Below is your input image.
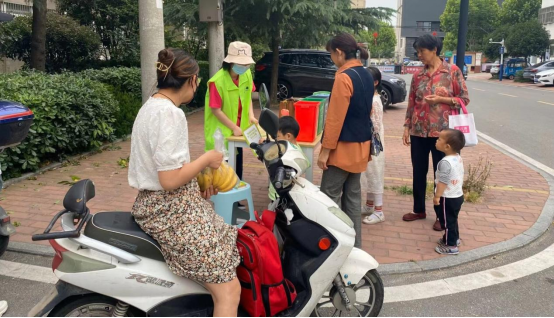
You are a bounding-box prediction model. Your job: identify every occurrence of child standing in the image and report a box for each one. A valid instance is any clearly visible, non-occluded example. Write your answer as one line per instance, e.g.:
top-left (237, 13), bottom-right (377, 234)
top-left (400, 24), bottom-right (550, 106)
top-left (433, 129), bottom-right (466, 255)
top-left (363, 67), bottom-right (386, 225)
top-left (268, 116), bottom-right (310, 201)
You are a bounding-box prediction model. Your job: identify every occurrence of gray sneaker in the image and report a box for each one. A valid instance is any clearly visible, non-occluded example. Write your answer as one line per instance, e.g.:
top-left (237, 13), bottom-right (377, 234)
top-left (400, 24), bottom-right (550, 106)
top-left (435, 245), bottom-right (459, 255)
top-left (438, 238), bottom-right (461, 247)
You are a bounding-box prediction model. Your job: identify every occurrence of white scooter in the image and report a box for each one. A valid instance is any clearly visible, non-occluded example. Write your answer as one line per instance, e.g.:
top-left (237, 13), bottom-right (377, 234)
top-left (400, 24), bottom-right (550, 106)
top-left (29, 109), bottom-right (384, 317)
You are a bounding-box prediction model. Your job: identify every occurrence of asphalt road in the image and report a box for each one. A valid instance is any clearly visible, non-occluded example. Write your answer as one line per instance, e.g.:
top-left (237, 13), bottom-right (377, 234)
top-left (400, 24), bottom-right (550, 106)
top-left (396, 74), bottom-right (554, 170)
top-left (1, 225), bottom-right (553, 317)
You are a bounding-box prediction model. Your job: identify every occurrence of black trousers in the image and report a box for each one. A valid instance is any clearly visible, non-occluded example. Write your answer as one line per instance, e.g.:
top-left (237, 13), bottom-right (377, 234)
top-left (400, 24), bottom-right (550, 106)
top-left (434, 196), bottom-right (464, 246)
top-left (410, 135), bottom-right (445, 216)
top-left (236, 148), bottom-right (243, 180)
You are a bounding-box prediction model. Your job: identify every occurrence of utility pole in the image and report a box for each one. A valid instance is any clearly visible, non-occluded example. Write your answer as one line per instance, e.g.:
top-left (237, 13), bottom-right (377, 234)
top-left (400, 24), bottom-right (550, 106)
top-left (208, 22), bottom-right (225, 77)
top-left (200, 0), bottom-right (225, 77)
top-left (489, 38), bottom-right (505, 82)
top-left (139, 0), bottom-right (165, 103)
top-left (456, 0), bottom-right (469, 74)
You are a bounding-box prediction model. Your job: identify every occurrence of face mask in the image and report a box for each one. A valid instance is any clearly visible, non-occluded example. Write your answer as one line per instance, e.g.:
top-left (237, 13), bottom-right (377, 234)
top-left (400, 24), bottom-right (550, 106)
top-left (184, 77), bottom-right (199, 105)
top-left (232, 64), bottom-right (249, 75)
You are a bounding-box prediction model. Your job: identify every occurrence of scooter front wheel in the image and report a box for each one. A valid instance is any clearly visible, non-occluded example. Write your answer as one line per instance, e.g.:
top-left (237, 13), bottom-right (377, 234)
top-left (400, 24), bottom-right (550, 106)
top-left (0, 235), bottom-right (8, 257)
top-left (312, 269), bottom-right (384, 317)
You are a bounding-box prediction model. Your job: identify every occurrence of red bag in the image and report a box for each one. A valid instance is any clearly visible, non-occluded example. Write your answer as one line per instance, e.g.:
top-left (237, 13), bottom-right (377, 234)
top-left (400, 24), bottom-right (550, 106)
top-left (236, 210), bottom-right (297, 317)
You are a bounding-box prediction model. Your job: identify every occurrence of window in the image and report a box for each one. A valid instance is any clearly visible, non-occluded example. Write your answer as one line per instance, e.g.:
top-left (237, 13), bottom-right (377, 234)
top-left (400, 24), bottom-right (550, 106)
top-left (291, 54), bottom-right (320, 68)
top-left (318, 55), bottom-right (336, 69)
top-left (416, 21), bottom-right (431, 32)
top-left (5, 2), bottom-right (32, 16)
top-left (539, 6), bottom-right (554, 25)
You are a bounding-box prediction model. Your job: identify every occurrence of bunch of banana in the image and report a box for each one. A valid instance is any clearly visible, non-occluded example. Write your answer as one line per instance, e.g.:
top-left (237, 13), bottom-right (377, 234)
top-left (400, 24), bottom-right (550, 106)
top-left (212, 162), bottom-right (239, 193)
top-left (196, 168), bottom-right (213, 192)
top-left (196, 163), bottom-right (238, 193)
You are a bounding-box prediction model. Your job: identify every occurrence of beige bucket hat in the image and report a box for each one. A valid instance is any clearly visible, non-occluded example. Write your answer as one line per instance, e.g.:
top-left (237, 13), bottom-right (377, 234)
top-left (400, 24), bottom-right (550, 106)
top-left (223, 41), bottom-right (255, 65)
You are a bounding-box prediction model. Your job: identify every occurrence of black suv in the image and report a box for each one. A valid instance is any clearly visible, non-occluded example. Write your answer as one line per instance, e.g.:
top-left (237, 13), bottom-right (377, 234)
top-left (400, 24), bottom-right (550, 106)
top-left (254, 49), bottom-right (407, 108)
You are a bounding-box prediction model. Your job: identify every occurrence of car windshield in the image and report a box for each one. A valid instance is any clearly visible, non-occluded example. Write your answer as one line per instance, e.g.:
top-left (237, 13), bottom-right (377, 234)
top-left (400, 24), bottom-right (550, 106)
top-left (532, 61), bottom-right (548, 68)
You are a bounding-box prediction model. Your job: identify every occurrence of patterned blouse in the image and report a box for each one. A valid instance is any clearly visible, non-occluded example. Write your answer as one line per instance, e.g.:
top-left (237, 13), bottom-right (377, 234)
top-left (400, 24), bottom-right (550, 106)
top-left (404, 59), bottom-right (470, 138)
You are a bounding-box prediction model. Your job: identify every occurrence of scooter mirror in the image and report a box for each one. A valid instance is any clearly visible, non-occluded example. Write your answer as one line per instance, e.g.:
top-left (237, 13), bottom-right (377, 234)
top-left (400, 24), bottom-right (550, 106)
top-left (259, 109), bottom-right (279, 140)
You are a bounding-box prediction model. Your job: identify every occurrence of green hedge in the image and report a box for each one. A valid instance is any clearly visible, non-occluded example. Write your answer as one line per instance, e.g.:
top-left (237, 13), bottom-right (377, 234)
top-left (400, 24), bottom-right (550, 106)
top-left (193, 61), bottom-right (210, 107)
top-left (79, 67), bottom-right (142, 136)
top-left (0, 71), bottom-right (118, 179)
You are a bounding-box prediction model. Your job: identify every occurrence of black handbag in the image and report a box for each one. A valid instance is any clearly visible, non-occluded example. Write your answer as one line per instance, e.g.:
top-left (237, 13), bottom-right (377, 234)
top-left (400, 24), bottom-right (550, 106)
top-left (371, 128), bottom-right (383, 156)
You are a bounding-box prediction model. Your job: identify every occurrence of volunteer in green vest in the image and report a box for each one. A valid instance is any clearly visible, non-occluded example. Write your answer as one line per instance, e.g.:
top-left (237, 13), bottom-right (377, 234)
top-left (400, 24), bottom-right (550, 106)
top-left (205, 41), bottom-right (258, 181)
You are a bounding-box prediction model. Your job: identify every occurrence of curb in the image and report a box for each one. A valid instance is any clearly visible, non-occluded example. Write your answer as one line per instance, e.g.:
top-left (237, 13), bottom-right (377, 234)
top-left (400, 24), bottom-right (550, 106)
top-left (7, 241), bottom-right (54, 257)
top-left (379, 131), bottom-right (554, 275)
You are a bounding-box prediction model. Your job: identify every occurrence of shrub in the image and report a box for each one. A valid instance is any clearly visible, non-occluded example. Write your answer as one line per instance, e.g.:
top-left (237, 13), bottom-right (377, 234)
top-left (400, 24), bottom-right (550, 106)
top-left (79, 67), bottom-right (141, 97)
top-left (463, 156), bottom-right (493, 202)
top-left (0, 13), bottom-right (102, 73)
top-left (79, 67), bottom-right (142, 137)
top-left (0, 71), bottom-right (117, 179)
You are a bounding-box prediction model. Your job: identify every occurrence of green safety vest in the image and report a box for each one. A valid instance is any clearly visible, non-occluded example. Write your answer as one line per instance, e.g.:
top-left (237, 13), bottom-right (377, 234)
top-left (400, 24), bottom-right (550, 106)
top-left (204, 68), bottom-right (253, 151)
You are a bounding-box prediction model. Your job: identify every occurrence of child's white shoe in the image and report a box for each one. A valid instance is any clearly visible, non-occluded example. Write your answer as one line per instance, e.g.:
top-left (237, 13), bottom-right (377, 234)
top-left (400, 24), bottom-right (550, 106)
top-left (362, 205), bottom-right (374, 216)
top-left (363, 212), bottom-right (384, 224)
top-left (0, 300), bottom-right (8, 317)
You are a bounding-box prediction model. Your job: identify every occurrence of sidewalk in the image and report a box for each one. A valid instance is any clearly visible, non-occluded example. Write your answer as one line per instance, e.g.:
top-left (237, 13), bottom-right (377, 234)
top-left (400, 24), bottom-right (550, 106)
top-left (468, 72), bottom-right (554, 90)
top-left (1, 104), bottom-right (551, 266)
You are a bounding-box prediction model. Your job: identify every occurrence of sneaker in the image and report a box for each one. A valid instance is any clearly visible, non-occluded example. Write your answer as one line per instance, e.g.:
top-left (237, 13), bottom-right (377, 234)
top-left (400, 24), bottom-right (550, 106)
top-left (237, 202), bottom-right (246, 210)
top-left (435, 245), bottom-right (459, 255)
top-left (362, 205), bottom-right (374, 216)
top-left (0, 300), bottom-right (8, 317)
top-left (363, 213), bottom-right (384, 225)
top-left (438, 238), bottom-right (461, 247)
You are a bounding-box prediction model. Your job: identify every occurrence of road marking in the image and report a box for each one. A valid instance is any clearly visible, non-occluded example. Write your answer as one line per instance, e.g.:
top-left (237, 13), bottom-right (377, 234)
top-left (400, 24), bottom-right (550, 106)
top-left (538, 101), bottom-right (554, 106)
top-left (384, 242), bottom-right (554, 303)
top-left (0, 260), bottom-right (57, 284)
top-left (498, 93), bottom-right (517, 97)
top-left (2, 243), bottom-right (554, 304)
top-left (472, 88), bottom-right (486, 91)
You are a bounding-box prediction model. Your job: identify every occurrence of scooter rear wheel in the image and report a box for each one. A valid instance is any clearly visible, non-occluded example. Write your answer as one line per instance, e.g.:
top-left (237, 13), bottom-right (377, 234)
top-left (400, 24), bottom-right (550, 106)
top-left (0, 236), bottom-right (8, 257)
top-left (312, 269), bottom-right (384, 317)
top-left (49, 294), bottom-right (141, 317)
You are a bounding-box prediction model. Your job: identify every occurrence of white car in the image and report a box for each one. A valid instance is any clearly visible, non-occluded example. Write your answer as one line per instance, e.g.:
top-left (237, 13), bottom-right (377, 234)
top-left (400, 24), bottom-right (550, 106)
top-left (534, 69), bottom-right (554, 86)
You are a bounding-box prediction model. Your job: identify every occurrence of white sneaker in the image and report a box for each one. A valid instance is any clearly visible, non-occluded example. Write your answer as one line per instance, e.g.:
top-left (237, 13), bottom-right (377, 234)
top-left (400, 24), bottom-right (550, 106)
top-left (362, 205), bottom-right (374, 216)
top-left (0, 300), bottom-right (8, 317)
top-left (363, 213), bottom-right (385, 224)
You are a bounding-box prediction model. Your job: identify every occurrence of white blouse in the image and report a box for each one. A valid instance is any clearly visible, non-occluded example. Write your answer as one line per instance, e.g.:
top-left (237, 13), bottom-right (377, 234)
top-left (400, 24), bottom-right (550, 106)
top-left (128, 97), bottom-right (190, 191)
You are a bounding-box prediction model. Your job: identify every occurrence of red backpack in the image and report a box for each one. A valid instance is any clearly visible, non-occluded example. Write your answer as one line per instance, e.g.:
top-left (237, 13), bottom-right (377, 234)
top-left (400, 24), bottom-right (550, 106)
top-left (236, 210), bottom-right (297, 317)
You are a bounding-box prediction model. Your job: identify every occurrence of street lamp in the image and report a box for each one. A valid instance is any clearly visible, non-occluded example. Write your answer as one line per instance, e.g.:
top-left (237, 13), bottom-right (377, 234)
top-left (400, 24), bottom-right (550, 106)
top-left (489, 38), bottom-right (505, 82)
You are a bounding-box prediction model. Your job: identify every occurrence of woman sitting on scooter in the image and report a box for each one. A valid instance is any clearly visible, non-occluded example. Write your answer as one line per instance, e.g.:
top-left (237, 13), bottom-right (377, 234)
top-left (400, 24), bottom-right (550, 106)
top-left (128, 48), bottom-right (241, 317)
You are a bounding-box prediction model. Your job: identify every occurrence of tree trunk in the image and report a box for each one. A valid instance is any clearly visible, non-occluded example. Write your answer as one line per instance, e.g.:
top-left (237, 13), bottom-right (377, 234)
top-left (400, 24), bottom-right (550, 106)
top-left (30, 0), bottom-right (47, 71)
top-left (270, 11), bottom-right (281, 107)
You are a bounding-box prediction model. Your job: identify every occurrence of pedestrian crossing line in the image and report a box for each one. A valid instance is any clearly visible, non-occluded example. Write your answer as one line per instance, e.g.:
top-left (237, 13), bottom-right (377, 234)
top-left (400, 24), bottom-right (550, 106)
top-left (384, 242), bottom-right (554, 303)
top-left (538, 101), bottom-right (554, 106)
top-left (0, 260), bottom-right (57, 284)
top-left (498, 93), bottom-right (517, 97)
top-left (472, 88), bottom-right (486, 91)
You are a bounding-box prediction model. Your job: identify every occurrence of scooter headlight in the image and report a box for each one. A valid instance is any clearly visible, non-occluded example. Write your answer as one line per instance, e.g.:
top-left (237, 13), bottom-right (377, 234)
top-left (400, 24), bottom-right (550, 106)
top-left (328, 206), bottom-right (354, 228)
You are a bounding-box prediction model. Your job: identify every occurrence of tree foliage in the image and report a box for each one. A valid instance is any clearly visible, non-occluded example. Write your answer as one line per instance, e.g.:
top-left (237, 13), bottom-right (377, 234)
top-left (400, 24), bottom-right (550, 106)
top-left (0, 14), bottom-right (102, 73)
top-left (440, 0), bottom-right (500, 52)
top-left (357, 22), bottom-right (396, 60)
top-left (499, 0), bottom-right (542, 25)
top-left (505, 20), bottom-right (550, 59)
top-left (57, 0), bottom-right (140, 65)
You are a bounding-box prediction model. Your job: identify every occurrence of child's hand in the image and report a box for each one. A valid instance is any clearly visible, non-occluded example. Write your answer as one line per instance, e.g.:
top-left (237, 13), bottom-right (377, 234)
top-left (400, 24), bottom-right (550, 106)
top-left (433, 196), bottom-right (441, 206)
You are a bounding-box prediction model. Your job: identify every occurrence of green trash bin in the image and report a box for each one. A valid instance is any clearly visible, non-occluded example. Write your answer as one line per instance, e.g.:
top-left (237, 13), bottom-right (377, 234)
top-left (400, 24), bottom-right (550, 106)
top-left (302, 97), bottom-right (326, 135)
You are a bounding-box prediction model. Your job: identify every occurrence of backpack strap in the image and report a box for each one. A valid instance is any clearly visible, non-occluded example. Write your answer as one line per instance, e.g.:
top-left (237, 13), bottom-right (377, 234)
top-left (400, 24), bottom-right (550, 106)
top-left (255, 210), bottom-right (277, 230)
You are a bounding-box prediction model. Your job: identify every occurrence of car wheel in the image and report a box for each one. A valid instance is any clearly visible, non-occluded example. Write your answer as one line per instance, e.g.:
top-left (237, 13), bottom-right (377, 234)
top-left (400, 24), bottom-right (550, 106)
top-left (509, 74), bottom-right (515, 80)
top-left (277, 81), bottom-right (293, 100)
top-left (380, 86), bottom-right (392, 109)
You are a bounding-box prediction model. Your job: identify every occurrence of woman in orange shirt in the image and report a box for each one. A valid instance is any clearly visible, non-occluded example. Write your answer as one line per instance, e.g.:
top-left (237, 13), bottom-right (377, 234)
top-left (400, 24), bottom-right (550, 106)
top-left (317, 33), bottom-right (373, 248)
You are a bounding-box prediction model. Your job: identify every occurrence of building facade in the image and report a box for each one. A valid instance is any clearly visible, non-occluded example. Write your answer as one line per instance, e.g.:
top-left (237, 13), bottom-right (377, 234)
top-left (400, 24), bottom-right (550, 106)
top-left (351, 0), bottom-right (366, 9)
top-left (395, 0), bottom-right (505, 62)
top-left (540, 0), bottom-right (554, 60)
top-left (0, 0), bottom-right (56, 16)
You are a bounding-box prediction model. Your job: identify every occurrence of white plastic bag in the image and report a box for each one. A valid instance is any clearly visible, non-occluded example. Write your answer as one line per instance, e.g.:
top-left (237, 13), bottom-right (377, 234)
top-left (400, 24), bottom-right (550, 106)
top-left (213, 127), bottom-right (229, 160)
top-left (449, 99), bottom-right (478, 147)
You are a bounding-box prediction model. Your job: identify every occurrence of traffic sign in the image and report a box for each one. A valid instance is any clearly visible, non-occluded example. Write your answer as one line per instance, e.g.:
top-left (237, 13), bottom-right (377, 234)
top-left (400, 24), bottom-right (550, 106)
top-left (500, 47), bottom-right (504, 54)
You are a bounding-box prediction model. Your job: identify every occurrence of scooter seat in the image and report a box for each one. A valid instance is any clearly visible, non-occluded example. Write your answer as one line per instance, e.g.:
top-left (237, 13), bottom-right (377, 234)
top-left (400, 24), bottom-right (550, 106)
top-left (84, 212), bottom-right (165, 262)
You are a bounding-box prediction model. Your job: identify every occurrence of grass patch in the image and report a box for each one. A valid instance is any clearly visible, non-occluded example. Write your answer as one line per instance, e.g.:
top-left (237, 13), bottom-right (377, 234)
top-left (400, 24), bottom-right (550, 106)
top-left (391, 185), bottom-right (413, 195)
top-left (117, 156), bottom-right (130, 168)
top-left (463, 156), bottom-right (493, 203)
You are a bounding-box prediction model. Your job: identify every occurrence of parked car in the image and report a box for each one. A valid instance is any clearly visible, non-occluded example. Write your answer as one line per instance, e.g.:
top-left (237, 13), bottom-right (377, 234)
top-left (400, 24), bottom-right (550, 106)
top-left (523, 61), bottom-right (554, 79)
top-left (254, 49), bottom-right (407, 108)
top-left (463, 63), bottom-right (468, 80)
top-left (533, 69), bottom-right (554, 86)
